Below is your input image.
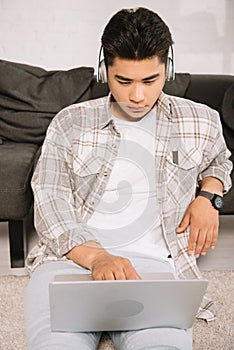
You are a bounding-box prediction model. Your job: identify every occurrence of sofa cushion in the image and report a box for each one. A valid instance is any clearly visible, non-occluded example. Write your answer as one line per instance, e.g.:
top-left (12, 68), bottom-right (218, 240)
top-left (0, 142), bottom-right (39, 219)
top-left (185, 75), bottom-right (234, 111)
top-left (163, 73), bottom-right (190, 97)
top-left (0, 60), bottom-right (94, 144)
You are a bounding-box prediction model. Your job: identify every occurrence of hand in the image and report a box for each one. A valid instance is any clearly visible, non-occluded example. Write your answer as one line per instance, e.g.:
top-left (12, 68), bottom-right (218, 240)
top-left (176, 196), bottom-right (219, 258)
top-left (66, 242), bottom-right (140, 280)
top-left (90, 251), bottom-right (141, 280)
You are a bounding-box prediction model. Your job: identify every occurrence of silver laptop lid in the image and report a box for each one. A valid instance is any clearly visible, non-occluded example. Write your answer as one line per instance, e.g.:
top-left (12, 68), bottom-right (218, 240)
top-left (49, 277), bottom-right (208, 332)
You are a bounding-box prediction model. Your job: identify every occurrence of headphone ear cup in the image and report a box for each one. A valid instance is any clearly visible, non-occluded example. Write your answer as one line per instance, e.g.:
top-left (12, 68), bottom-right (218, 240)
top-left (166, 46), bottom-right (175, 81)
top-left (98, 59), bottom-right (107, 83)
top-left (166, 56), bottom-right (174, 81)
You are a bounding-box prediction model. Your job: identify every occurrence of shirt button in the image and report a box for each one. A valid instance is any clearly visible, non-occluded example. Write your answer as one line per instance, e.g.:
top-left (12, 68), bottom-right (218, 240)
top-left (90, 201), bottom-right (95, 206)
top-left (103, 171), bottom-right (109, 176)
top-left (112, 144), bottom-right (116, 149)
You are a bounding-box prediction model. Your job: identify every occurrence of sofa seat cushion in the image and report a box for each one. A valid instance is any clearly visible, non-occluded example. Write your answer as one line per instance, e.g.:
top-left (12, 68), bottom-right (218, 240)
top-left (0, 60), bottom-right (94, 144)
top-left (0, 142), bottom-right (39, 219)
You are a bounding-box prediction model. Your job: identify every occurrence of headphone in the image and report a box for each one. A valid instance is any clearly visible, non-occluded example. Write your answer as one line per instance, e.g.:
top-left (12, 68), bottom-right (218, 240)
top-left (97, 44), bottom-right (175, 83)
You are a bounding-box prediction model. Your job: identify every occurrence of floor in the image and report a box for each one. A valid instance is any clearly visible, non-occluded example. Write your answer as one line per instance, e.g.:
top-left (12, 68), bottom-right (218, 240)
top-left (0, 215), bottom-right (234, 276)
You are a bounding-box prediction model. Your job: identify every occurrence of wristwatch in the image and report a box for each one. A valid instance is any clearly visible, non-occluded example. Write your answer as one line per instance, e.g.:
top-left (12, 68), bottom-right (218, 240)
top-left (198, 190), bottom-right (224, 210)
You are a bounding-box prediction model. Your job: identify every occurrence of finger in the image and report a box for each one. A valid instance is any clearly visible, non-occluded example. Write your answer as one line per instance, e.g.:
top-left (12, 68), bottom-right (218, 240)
top-left (92, 272), bottom-right (103, 280)
top-left (125, 271), bottom-right (141, 280)
top-left (111, 257), bottom-right (134, 280)
top-left (187, 227), bottom-right (199, 255)
top-left (123, 265), bottom-right (141, 280)
top-left (113, 268), bottom-right (128, 280)
top-left (194, 229), bottom-right (207, 258)
top-left (92, 270), bottom-right (115, 280)
top-left (200, 221), bottom-right (219, 255)
top-left (210, 224), bottom-right (219, 250)
top-left (176, 214), bottom-right (190, 233)
top-left (200, 230), bottom-right (213, 256)
top-left (103, 270), bottom-right (116, 280)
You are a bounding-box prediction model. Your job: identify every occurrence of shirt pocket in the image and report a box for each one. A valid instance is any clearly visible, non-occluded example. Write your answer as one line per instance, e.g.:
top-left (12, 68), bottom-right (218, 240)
top-left (72, 144), bottom-right (105, 176)
top-left (71, 146), bottom-right (105, 200)
top-left (166, 147), bottom-right (202, 170)
top-left (165, 148), bottom-right (202, 207)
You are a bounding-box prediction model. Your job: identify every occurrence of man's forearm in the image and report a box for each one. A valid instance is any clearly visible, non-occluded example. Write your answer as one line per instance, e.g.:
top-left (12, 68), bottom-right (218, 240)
top-left (66, 241), bottom-right (108, 270)
top-left (66, 241), bottom-right (141, 280)
top-left (199, 176), bottom-right (224, 195)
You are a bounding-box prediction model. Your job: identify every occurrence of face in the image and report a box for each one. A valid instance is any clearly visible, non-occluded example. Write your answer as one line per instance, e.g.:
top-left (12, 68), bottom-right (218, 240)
top-left (107, 56), bottom-right (166, 121)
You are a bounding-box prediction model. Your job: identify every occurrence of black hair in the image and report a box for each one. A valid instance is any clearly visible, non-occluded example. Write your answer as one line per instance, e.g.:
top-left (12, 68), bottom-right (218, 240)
top-left (101, 7), bottom-right (174, 67)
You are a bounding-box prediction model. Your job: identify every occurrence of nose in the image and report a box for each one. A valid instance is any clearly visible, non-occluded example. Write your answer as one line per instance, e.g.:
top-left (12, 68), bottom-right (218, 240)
top-left (129, 83), bottom-right (145, 103)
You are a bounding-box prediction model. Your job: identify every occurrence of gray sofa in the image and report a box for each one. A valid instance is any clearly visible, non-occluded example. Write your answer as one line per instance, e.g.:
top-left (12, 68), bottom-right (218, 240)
top-left (0, 59), bottom-right (233, 268)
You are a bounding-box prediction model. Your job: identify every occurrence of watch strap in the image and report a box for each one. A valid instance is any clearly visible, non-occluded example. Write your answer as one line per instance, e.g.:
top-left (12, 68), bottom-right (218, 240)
top-left (198, 190), bottom-right (214, 200)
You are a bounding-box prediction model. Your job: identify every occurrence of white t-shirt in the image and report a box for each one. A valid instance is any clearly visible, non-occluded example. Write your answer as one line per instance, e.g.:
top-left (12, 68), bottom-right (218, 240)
top-left (87, 107), bottom-right (170, 260)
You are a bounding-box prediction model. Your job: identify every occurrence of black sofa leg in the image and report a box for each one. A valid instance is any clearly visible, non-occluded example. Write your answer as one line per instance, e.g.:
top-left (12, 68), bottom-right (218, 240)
top-left (8, 220), bottom-right (25, 268)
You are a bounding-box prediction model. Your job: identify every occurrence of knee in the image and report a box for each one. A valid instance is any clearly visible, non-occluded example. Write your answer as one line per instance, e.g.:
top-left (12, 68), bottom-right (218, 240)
top-left (111, 327), bottom-right (193, 350)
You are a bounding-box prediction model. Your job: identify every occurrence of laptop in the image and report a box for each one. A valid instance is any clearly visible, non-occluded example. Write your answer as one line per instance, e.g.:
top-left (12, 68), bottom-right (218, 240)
top-left (49, 272), bottom-right (208, 332)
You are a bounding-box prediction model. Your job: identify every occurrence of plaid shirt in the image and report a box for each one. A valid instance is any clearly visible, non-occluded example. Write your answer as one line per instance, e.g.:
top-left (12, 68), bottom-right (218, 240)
top-left (26, 92), bottom-right (232, 321)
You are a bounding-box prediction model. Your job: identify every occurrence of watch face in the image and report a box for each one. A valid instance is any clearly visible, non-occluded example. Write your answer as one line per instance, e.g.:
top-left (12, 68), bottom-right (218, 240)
top-left (214, 196), bottom-right (224, 209)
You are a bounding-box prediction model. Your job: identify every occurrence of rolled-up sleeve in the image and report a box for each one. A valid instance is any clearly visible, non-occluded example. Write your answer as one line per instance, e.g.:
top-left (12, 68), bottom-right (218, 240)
top-left (197, 110), bottom-right (232, 193)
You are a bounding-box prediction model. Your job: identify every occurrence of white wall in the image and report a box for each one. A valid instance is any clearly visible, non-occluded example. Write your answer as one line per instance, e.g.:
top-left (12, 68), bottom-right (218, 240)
top-left (0, 0), bottom-right (233, 74)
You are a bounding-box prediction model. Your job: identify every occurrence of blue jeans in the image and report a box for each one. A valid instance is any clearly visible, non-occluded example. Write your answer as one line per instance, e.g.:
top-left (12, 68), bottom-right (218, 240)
top-left (24, 255), bottom-right (193, 350)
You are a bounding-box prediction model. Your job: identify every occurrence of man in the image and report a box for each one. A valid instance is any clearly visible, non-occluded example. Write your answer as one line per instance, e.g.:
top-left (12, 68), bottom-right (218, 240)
top-left (24, 7), bottom-right (232, 350)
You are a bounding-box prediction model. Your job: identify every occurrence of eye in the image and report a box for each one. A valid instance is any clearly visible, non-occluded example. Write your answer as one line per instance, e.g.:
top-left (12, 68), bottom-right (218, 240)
top-left (143, 80), bottom-right (156, 85)
top-left (117, 80), bottom-right (131, 85)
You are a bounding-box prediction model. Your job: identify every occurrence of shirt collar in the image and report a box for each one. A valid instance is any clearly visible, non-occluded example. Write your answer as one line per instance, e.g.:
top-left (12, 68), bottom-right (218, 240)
top-left (98, 93), bottom-right (114, 130)
top-left (156, 92), bottom-right (174, 120)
